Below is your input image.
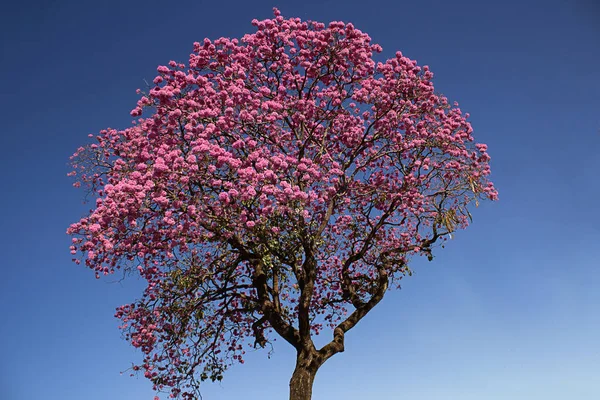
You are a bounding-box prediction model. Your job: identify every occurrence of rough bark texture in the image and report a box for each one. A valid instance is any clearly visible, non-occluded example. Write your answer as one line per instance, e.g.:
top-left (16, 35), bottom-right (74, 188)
top-left (289, 349), bottom-right (321, 400)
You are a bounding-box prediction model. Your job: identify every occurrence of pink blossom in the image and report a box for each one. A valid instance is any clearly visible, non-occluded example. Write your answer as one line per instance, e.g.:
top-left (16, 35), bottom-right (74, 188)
top-left (218, 192), bottom-right (229, 203)
top-left (67, 9), bottom-right (496, 399)
top-left (88, 224), bottom-right (101, 233)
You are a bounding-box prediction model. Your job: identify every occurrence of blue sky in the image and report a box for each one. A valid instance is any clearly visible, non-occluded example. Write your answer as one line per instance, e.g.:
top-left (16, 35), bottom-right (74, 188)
top-left (1, 0), bottom-right (599, 399)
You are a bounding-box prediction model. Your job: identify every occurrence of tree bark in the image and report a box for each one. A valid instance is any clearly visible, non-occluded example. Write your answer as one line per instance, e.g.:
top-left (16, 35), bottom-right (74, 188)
top-left (289, 349), bottom-right (320, 400)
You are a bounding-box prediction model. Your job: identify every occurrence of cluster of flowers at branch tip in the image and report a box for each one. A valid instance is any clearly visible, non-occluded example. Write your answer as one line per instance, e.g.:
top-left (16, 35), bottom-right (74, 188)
top-left (68, 8), bottom-right (496, 399)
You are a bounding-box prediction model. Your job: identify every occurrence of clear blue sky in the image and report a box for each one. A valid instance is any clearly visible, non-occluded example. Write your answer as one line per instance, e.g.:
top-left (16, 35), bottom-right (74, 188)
top-left (1, 0), bottom-right (599, 399)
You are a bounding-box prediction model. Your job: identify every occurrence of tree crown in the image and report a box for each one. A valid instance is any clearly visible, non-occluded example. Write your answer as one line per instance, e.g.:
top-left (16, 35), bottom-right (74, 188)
top-left (68, 8), bottom-right (497, 399)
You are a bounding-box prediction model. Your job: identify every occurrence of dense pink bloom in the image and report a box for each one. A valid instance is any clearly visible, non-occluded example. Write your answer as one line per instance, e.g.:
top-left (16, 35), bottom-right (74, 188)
top-left (68, 9), bottom-right (496, 399)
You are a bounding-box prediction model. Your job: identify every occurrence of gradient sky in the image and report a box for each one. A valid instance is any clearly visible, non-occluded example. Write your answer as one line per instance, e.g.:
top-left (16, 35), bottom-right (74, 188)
top-left (1, 0), bottom-right (599, 399)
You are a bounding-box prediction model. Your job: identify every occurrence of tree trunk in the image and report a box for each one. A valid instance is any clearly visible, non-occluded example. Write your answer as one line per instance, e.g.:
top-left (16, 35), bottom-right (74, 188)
top-left (289, 350), bottom-right (320, 400)
top-left (289, 365), bottom-right (316, 400)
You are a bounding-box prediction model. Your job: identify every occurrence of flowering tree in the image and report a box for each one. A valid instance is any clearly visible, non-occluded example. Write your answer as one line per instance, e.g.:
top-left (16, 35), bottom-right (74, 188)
top-left (68, 9), bottom-right (497, 400)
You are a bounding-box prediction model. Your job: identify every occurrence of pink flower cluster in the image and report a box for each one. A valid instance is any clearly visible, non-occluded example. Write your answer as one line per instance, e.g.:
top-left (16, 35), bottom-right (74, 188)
top-left (68, 8), bottom-right (497, 399)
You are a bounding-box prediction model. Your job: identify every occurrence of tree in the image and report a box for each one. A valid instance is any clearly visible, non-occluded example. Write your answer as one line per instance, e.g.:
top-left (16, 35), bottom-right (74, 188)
top-left (67, 8), bottom-right (497, 400)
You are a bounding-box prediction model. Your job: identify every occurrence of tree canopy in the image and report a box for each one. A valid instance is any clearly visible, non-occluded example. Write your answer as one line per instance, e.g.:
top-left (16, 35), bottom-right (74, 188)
top-left (68, 8), bottom-right (497, 400)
